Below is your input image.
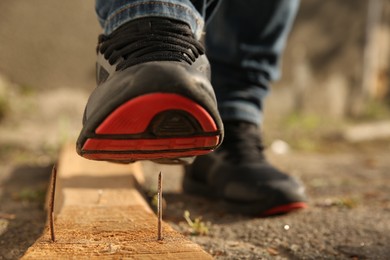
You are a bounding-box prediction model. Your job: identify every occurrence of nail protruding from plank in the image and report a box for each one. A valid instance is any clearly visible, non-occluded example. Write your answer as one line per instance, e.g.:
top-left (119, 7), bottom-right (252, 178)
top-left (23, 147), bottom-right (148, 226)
top-left (49, 164), bottom-right (57, 242)
top-left (157, 171), bottom-right (163, 241)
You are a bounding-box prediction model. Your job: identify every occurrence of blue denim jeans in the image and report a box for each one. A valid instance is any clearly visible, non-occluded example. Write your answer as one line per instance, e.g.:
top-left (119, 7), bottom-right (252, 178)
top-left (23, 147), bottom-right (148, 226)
top-left (95, 0), bottom-right (300, 126)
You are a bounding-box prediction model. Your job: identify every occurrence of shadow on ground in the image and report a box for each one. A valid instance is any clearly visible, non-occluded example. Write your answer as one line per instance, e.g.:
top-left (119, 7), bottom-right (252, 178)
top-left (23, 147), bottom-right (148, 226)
top-left (0, 164), bottom-right (52, 259)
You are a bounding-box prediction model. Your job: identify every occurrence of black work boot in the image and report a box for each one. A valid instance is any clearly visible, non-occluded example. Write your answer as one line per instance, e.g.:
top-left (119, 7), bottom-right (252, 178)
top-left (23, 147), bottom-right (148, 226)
top-left (183, 121), bottom-right (307, 216)
top-left (77, 18), bottom-right (223, 164)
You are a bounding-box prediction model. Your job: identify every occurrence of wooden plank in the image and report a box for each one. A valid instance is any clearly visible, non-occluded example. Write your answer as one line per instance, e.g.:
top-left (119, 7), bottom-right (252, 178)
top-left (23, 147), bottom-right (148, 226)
top-left (22, 144), bottom-right (212, 259)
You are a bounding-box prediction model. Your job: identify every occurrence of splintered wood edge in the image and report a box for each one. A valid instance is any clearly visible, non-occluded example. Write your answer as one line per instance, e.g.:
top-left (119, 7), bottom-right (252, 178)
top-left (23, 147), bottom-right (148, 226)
top-left (23, 143), bottom-right (212, 259)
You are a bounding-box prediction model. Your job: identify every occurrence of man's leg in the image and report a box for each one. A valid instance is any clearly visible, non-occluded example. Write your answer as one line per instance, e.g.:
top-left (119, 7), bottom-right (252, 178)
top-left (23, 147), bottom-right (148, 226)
top-left (207, 0), bottom-right (300, 124)
top-left (184, 0), bottom-right (307, 216)
top-left (95, 0), bottom-right (207, 38)
top-left (77, 0), bottom-right (224, 164)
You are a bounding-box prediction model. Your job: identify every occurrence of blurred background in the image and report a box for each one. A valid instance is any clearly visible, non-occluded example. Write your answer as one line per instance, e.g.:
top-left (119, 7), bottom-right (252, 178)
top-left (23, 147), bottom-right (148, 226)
top-left (0, 1), bottom-right (390, 259)
top-left (0, 0), bottom-right (389, 159)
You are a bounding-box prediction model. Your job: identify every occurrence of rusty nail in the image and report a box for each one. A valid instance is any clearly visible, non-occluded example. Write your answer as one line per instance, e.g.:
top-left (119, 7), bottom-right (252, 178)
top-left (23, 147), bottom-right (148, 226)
top-left (49, 164), bottom-right (57, 242)
top-left (157, 171), bottom-right (163, 241)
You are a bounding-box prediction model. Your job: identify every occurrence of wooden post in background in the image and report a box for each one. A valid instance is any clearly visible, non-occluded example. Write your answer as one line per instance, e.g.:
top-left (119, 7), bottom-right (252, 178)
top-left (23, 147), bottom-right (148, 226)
top-left (361, 0), bottom-right (389, 100)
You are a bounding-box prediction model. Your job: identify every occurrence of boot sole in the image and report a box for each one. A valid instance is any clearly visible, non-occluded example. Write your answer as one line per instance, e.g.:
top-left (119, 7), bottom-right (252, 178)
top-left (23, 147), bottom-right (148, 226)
top-left (183, 177), bottom-right (307, 216)
top-left (78, 93), bottom-right (222, 163)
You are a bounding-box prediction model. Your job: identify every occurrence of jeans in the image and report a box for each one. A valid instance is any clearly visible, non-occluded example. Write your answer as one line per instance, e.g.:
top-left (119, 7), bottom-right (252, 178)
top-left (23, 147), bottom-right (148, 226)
top-left (95, 0), bottom-right (300, 126)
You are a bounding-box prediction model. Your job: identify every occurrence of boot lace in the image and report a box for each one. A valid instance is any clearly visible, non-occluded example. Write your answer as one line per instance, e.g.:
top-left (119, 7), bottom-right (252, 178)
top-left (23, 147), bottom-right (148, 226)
top-left (98, 18), bottom-right (205, 71)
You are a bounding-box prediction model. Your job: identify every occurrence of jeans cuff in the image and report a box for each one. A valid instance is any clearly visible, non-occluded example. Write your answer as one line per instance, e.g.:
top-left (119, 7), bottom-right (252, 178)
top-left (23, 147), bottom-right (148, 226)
top-left (102, 0), bottom-right (204, 39)
top-left (218, 102), bottom-right (262, 126)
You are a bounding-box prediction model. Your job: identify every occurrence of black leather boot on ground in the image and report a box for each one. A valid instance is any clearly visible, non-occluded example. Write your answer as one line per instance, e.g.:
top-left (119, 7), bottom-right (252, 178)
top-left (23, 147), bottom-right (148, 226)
top-left (183, 121), bottom-right (307, 216)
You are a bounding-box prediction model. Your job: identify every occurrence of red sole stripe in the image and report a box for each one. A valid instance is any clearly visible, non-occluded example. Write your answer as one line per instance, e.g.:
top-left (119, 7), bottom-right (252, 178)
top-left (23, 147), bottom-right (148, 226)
top-left (262, 202), bottom-right (307, 216)
top-left (84, 150), bottom-right (210, 161)
top-left (83, 136), bottom-right (219, 151)
top-left (96, 93), bottom-right (217, 134)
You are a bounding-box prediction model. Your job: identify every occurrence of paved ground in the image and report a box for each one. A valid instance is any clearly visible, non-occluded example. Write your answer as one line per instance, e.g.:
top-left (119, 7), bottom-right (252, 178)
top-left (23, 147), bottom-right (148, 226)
top-left (142, 149), bottom-right (390, 259)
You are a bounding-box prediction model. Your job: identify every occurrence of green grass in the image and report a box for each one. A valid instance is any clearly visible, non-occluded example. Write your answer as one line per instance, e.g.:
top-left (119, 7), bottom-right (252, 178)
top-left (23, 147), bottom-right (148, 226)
top-left (276, 112), bottom-right (337, 152)
top-left (183, 210), bottom-right (210, 236)
top-left (13, 187), bottom-right (47, 205)
top-left (355, 100), bottom-right (390, 121)
top-left (284, 112), bottom-right (322, 131)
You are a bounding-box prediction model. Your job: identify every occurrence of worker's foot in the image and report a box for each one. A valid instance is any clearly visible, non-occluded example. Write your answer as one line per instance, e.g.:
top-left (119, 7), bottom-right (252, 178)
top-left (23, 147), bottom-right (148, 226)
top-left (183, 121), bottom-right (307, 216)
top-left (77, 17), bottom-right (223, 164)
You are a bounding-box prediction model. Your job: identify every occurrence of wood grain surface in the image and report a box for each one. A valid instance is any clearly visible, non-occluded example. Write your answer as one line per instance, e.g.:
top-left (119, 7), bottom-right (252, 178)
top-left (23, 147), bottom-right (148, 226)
top-left (22, 145), bottom-right (212, 259)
